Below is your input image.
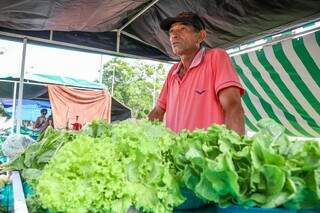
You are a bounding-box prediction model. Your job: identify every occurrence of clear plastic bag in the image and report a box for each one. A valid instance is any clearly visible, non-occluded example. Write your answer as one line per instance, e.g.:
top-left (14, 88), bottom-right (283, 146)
top-left (2, 134), bottom-right (35, 160)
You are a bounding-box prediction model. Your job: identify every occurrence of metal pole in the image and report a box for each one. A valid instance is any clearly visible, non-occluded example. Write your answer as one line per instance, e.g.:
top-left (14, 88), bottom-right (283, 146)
top-left (49, 30), bottom-right (53, 40)
top-left (228, 25), bottom-right (320, 57)
top-left (118, 0), bottom-right (160, 32)
top-left (11, 171), bottom-right (29, 213)
top-left (116, 30), bottom-right (121, 53)
top-left (116, 0), bottom-right (159, 53)
top-left (16, 37), bottom-right (27, 134)
top-left (99, 54), bottom-right (104, 83)
top-left (11, 82), bottom-right (17, 134)
top-left (0, 30), bottom-right (172, 63)
top-left (153, 71), bottom-right (157, 107)
top-left (111, 66), bottom-right (115, 96)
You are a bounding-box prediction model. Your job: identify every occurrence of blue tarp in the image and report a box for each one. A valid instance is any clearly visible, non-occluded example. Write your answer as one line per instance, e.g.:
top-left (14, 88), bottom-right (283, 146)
top-left (1, 98), bottom-right (51, 122)
top-left (1, 99), bottom-right (51, 108)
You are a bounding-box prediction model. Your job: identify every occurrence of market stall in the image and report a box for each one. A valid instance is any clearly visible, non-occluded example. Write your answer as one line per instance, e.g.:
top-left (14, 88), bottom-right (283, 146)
top-left (0, 73), bottom-right (132, 126)
top-left (0, 0), bottom-right (319, 137)
top-left (0, 1), bottom-right (319, 213)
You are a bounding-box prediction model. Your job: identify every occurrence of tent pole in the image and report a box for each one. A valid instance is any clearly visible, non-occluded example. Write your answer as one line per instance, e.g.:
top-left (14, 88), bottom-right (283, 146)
top-left (118, 0), bottom-right (160, 32)
top-left (116, 30), bottom-right (120, 52)
top-left (229, 25), bottom-right (320, 57)
top-left (111, 66), bottom-right (115, 96)
top-left (99, 55), bottom-right (104, 83)
top-left (152, 70), bottom-right (157, 107)
top-left (11, 82), bottom-right (17, 134)
top-left (50, 30), bottom-right (53, 40)
top-left (0, 31), bottom-right (171, 63)
top-left (0, 79), bottom-right (104, 91)
top-left (116, 0), bottom-right (160, 53)
top-left (16, 37), bottom-right (27, 134)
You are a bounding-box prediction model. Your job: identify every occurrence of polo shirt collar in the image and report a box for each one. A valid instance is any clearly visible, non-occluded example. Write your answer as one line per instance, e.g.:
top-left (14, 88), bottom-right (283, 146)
top-left (173, 47), bottom-right (206, 75)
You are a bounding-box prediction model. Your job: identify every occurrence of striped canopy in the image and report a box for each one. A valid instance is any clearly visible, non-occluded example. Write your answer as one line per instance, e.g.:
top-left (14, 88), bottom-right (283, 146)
top-left (232, 30), bottom-right (320, 137)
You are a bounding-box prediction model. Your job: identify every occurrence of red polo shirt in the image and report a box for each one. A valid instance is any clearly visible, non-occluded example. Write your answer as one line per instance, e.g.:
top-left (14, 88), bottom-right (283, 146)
top-left (157, 48), bottom-right (244, 133)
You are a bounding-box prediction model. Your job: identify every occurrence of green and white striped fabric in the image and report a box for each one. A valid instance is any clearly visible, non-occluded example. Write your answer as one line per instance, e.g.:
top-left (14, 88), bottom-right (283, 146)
top-left (231, 30), bottom-right (320, 137)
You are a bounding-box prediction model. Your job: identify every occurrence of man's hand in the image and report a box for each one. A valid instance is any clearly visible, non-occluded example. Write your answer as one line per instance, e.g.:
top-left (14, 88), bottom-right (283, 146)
top-left (219, 87), bottom-right (245, 135)
top-left (148, 106), bottom-right (165, 122)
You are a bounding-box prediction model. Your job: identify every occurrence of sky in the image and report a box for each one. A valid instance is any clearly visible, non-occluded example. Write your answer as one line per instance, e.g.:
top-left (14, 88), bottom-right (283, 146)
top-left (0, 38), bottom-right (172, 82)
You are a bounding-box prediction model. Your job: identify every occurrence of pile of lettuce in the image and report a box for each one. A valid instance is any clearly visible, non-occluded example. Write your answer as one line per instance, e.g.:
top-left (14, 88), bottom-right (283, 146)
top-left (173, 118), bottom-right (320, 209)
top-left (1, 127), bottom-right (76, 187)
top-left (36, 120), bottom-right (184, 213)
top-left (3, 118), bottom-right (319, 212)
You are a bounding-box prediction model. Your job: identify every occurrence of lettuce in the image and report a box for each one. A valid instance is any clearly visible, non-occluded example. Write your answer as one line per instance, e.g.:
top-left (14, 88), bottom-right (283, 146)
top-left (36, 120), bottom-right (184, 213)
top-left (174, 119), bottom-right (320, 209)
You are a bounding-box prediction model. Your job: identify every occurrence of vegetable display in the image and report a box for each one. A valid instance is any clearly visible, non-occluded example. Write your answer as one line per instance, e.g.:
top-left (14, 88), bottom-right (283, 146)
top-left (1, 127), bottom-right (76, 187)
top-left (36, 120), bottom-right (184, 213)
top-left (1, 119), bottom-right (319, 212)
top-left (172, 119), bottom-right (320, 209)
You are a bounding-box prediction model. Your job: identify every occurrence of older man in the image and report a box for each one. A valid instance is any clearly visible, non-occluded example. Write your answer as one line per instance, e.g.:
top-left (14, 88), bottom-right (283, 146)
top-left (148, 12), bottom-right (245, 135)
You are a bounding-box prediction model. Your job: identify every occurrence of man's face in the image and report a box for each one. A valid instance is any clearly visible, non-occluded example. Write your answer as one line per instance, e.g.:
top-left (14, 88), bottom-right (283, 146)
top-left (169, 22), bottom-right (202, 56)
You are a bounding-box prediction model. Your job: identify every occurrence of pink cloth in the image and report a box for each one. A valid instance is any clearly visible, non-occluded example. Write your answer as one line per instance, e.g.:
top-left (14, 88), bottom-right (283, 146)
top-left (48, 85), bottom-right (111, 129)
top-left (157, 48), bottom-right (244, 133)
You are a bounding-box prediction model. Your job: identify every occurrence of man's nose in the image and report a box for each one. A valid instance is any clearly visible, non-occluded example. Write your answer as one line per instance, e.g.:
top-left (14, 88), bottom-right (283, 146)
top-left (170, 32), bottom-right (179, 41)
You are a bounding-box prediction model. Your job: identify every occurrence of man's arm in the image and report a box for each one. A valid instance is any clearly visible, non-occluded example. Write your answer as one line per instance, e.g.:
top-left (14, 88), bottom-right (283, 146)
top-left (33, 117), bottom-right (42, 129)
top-left (218, 87), bottom-right (245, 135)
top-left (148, 106), bottom-right (165, 122)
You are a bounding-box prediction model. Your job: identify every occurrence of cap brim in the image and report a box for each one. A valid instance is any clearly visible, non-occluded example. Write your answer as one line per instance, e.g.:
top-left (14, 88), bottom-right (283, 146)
top-left (160, 17), bottom-right (193, 31)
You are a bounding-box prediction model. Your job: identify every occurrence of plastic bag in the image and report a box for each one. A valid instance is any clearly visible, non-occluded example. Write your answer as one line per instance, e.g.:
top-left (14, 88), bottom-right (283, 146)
top-left (1, 134), bottom-right (35, 160)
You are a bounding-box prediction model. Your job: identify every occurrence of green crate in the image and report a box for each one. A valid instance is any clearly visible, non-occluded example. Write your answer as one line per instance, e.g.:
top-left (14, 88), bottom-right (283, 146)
top-left (0, 183), bottom-right (13, 212)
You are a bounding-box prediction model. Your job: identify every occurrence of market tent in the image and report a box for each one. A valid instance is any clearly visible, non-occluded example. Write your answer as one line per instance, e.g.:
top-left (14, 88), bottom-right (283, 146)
top-left (0, 73), bottom-right (132, 122)
top-left (0, 99), bottom-right (51, 121)
top-left (233, 30), bottom-right (320, 137)
top-left (0, 1), bottom-right (319, 61)
top-left (0, 1), bottom-right (319, 137)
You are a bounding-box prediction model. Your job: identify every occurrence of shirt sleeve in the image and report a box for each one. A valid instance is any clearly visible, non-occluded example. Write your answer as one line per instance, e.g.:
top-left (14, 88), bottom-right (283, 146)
top-left (156, 78), bottom-right (168, 110)
top-left (156, 63), bottom-right (179, 111)
top-left (213, 48), bottom-right (245, 96)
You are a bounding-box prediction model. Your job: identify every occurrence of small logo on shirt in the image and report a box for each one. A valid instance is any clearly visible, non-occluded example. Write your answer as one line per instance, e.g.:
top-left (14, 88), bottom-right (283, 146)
top-left (195, 89), bottom-right (206, 95)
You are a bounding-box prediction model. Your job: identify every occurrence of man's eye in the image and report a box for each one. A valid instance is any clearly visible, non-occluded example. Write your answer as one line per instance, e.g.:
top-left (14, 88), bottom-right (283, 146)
top-left (180, 26), bottom-right (187, 31)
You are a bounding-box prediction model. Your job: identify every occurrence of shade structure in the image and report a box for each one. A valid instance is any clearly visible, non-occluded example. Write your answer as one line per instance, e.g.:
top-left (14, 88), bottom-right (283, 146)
top-left (232, 31), bottom-right (320, 137)
top-left (0, 0), bottom-right (319, 61)
top-left (0, 1), bottom-right (319, 136)
top-left (1, 99), bottom-right (51, 122)
top-left (0, 74), bottom-right (131, 122)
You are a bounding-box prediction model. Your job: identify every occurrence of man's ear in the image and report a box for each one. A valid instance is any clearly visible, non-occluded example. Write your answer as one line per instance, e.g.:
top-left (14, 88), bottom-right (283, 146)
top-left (198, 30), bottom-right (206, 44)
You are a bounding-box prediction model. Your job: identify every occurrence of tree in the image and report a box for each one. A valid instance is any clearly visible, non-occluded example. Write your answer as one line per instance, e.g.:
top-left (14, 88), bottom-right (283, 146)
top-left (0, 106), bottom-right (8, 117)
top-left (102, 58), bottom-right (167, 119)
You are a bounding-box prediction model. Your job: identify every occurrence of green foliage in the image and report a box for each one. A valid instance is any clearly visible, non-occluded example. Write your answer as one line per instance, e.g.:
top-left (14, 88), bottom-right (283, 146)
top-left (4, 118), bottom-right (319, 212)
top-left (36, 120), bottom-right (184, 213)
top-left (172, 119), bottom-right (320, 209)
top-left (1, 127), bottom-right (77, 187)
top-left (26, 194), bottom-right (47, 213)
top-left (102, 58), bottom-right (167, 118)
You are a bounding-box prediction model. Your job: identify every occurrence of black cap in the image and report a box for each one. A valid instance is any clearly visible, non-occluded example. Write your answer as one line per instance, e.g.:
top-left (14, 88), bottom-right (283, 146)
top-left (160, 12), bottom-right (205, 32)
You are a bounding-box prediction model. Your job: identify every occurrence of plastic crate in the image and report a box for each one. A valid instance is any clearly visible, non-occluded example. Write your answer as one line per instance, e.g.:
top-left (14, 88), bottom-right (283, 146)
top-left (216, 205), bottom-right (320, 213)
top-left (0, 156), bottom-right (7, 164)
top-left (0, 183), bottom-right (13, 212)
top-left (174, 187), bottom-right (208, 210)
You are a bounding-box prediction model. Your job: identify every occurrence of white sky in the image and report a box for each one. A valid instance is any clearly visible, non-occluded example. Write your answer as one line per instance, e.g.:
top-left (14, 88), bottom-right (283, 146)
top-left (0, 38), bottom-right (172, 82)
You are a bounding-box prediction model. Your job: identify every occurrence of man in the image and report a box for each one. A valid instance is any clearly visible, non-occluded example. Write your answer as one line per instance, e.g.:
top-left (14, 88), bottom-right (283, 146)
top-left (42, 114), bottom-right (54, 132)
top-left (148, 12), bottom-right (245, 135)
top-left (33, 108), bottom-right (47, 132)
